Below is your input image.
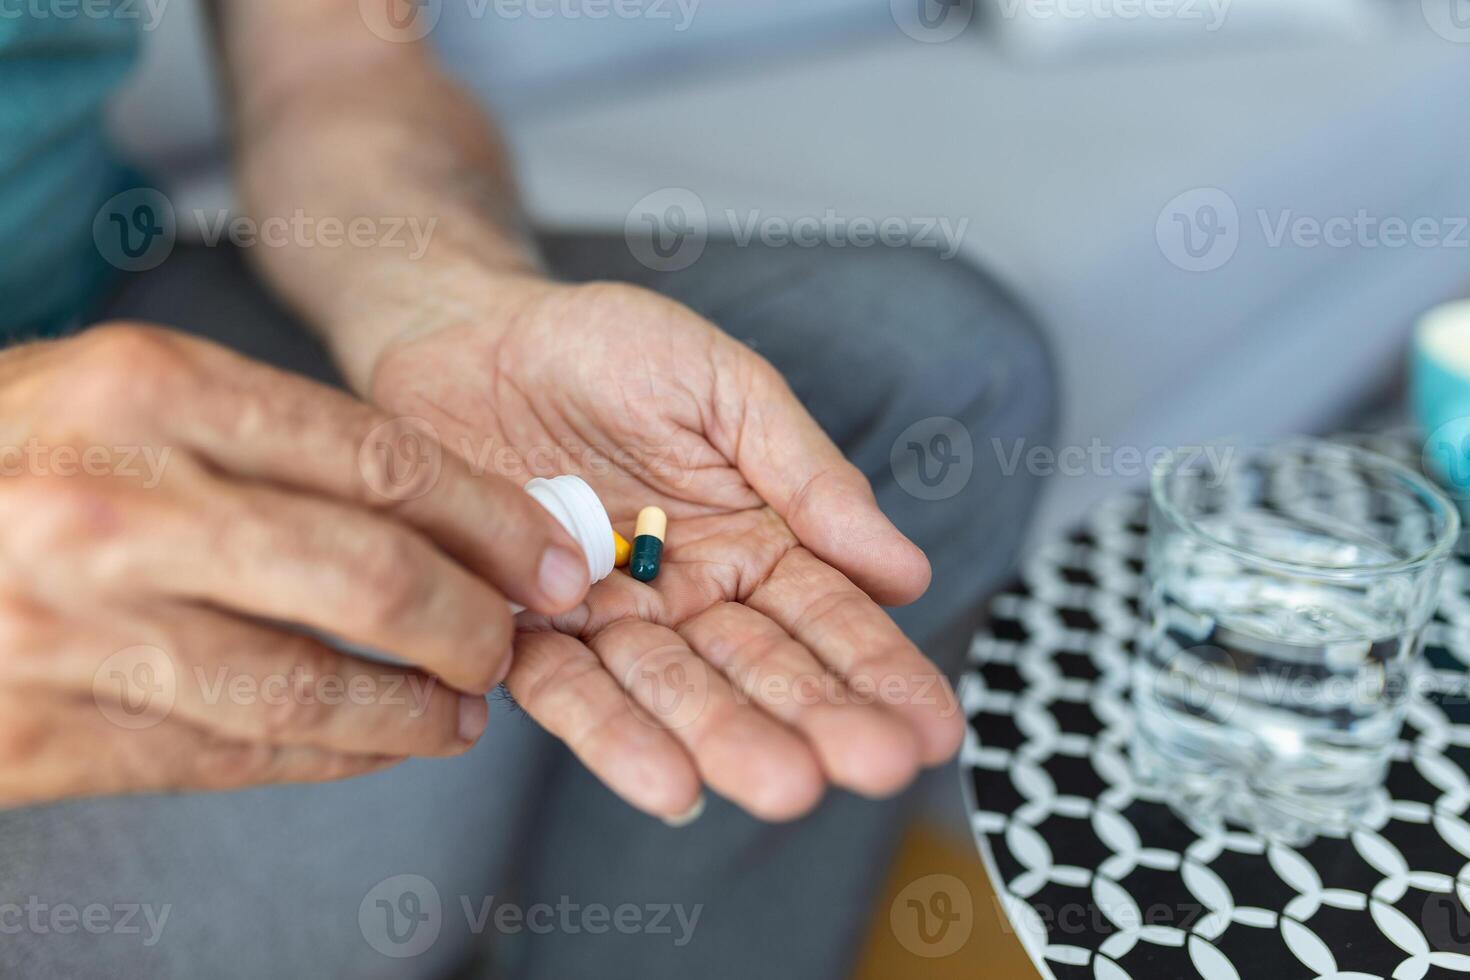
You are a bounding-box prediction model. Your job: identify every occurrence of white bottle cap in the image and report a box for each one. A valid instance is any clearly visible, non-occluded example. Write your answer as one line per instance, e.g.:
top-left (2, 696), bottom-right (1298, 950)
top-left (520, 475), bottom-right (616, 604)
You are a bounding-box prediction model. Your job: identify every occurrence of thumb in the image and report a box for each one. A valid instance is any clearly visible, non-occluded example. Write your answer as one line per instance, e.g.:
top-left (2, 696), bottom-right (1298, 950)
top-left (734, 362), bottom-right (931, 606)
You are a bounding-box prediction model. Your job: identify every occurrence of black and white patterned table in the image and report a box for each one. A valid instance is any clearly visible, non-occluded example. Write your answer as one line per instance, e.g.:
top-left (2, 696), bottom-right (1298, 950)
top-left (960, 432), bottom-right (1470, 980)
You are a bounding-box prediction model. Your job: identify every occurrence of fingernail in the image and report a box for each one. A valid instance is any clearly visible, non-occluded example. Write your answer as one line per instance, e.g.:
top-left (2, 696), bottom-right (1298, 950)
top-left (662, 794), bottom-right (706, 828)
top-left (459, 694), bottom-right (489, 743)
top-left (538, 546), bottom-right (590, 610)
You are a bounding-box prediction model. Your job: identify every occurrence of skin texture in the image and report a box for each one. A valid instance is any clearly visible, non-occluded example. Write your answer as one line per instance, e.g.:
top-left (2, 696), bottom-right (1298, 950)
top-left (0, 325), bottom-right (590, 805)
top-left (364, 281), bottom-right (966, 820)
top-left (0, 0), bottom-right (966, 818)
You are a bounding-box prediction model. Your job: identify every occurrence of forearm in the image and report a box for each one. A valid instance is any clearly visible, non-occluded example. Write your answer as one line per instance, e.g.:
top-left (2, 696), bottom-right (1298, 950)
top-left (211, 0), bottom-right (544, 391)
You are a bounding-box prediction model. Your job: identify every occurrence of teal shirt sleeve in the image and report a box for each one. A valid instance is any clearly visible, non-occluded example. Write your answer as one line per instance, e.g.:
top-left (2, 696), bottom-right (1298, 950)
top-left (0, 10), bottom-right (140, 338)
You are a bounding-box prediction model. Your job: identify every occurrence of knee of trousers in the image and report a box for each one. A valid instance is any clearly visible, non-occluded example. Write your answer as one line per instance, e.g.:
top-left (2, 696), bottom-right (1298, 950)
top-left (880, 247), bottom-right (1055, 460)
top-left (828, 246), bottom-right (1057, 506)
top-left (853, 247), bottom-right (1058, 651)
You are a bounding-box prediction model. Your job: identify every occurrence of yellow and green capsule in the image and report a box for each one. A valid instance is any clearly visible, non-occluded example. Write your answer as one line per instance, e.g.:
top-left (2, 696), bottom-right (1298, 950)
top-left (630, 507), bottom-right (667, 583)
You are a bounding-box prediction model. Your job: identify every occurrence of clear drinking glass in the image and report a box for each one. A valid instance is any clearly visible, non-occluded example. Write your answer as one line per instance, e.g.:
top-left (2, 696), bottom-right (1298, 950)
top-left (1132, 438), bottom-right (1460, 841)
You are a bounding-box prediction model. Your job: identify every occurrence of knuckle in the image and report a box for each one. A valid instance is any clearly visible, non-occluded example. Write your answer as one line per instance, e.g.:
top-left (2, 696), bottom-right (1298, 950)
top-left (0, 714), bottom-right (46, 767)
top-left (0, 596), bottom-right (51, 678)
top-left (27, 324), bottom-right (199, 437)
top-left (354, 535), bottom-right (431, 630)
top-left (252, 641), bottom-right (337, 740)
top-left (564, 280), bottom-right (644, 313)
top-left (256, 681), bottom-right (327, 741)
top-left (74, 324), bottom-right (197, 404)
top-left (220, 386), bottom-right (276, 447)
top-left (0, 475), bottom-right (124, 553)
top-left (82, 322), bottom-right (187, 371)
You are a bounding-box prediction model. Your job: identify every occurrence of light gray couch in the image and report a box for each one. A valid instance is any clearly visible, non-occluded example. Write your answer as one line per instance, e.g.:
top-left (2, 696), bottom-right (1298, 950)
top-left (112, 0), bottom-right (1470, 536)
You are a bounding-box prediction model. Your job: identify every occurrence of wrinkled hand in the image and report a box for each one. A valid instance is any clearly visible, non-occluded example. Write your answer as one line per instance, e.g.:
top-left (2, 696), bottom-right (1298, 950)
top-left (0, 324), bottom-right (592, 806)
top-left (368, 279), bottom-right (965, 822)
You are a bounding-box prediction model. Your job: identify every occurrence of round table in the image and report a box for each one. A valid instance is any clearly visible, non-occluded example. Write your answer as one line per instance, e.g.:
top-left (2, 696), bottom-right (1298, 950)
top-left (960, 432), bottom-right (1470, 980)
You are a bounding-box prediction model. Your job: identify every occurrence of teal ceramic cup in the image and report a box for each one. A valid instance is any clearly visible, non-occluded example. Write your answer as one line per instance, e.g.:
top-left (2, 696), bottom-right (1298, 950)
top-left (1415, 300), bottom-right (1470, 502)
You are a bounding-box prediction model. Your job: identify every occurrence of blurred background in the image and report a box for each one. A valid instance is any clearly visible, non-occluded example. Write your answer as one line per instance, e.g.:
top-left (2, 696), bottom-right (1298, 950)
top-left (113, 0), bottom-right (1470, 542)
top-left (107, 2), bottom-right (1470, 972)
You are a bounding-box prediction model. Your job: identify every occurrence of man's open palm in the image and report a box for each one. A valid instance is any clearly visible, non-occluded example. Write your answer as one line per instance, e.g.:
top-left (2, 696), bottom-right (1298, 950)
top-left (368, 281), bottom-right (964, 821)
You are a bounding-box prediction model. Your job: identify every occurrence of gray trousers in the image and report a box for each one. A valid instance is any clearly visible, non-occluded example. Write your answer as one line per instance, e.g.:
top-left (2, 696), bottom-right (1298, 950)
top-left (0, 235), bottom-right (1054, 980)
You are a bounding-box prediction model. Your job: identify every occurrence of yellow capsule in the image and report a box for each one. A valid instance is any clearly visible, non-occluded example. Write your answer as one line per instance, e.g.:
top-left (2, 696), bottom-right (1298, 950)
top-left (613, 530), bottom-right (632, 568)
